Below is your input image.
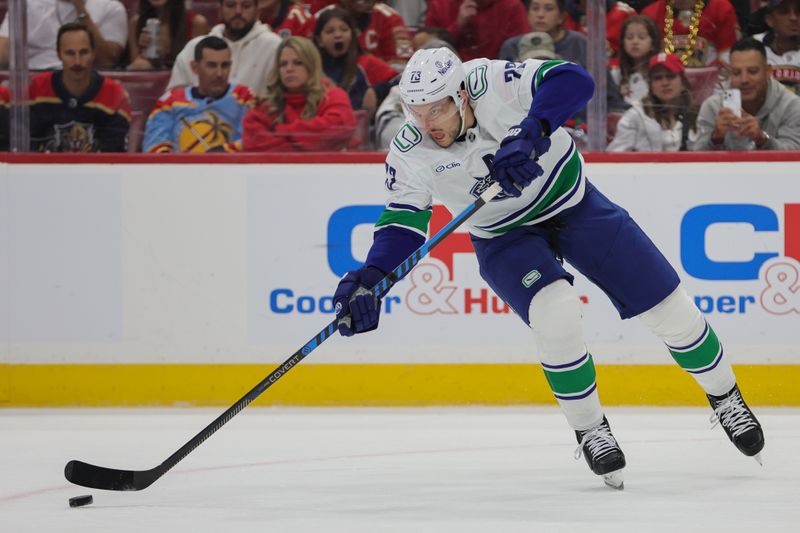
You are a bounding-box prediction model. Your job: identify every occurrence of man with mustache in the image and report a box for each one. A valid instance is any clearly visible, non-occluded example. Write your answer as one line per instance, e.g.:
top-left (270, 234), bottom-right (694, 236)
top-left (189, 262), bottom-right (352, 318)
top-left (145, 36), bottom-right (254, 153)
top-left (169, 0), bottom-right (282, 95)
top-left (692, 37), bottom-right (800, 150)
top-left (28, 22), bottom-right (131, 152)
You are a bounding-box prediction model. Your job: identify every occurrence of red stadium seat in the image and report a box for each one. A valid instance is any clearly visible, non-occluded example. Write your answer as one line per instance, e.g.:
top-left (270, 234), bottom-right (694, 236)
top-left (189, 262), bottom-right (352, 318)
top-left (102, 70), bottom-right (171, 117)
top-left (685, 65), bottom-right (722, 106)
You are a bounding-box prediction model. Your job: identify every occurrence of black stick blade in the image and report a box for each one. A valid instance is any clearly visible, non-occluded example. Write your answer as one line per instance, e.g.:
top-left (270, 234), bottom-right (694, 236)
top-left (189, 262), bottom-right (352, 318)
top-left (65, 460), bottom-right (158, 491)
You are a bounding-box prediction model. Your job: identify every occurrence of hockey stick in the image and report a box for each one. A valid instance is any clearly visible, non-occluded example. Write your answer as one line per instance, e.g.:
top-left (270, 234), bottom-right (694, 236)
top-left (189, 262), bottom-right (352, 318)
top-left (64, 182), bottom-right (504, 491)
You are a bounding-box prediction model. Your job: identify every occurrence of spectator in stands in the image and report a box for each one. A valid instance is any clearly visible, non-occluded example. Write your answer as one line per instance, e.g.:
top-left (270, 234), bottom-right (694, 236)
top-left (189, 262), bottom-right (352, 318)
top-left (425, 0), bottom-right (530, 61)
top-left (169, 0), bottom-right (282, 95)
top-left (0, 84), bottom-right (8, 151)
top-left (642, 0), bottom-right (739, 67)
top-left (499, 0), bottom-right (587, 66)
top-left (128, 0), bottom-right (210, 70)
top-left (29, 23), bottom-right (131, 152)
top-left (144, 36), bottom-right (253, 153)
top-left (499, 0), bottom-right (629, 122)
top-left (754, 0), bottom-right (800, 94)
top-left (608, 52), bottom-right (699, 151)
top-left (692, 37), bottom-right (800, 150)
top-left (314, 6), bottom-right (400, 102)
top-left (317, 7), bottom-right (400, 103)
top-left (0, 0), bottom-right (128, 69)
top-left (316, 1), bottom-right (414, 69)
top-left (564, 1), bottom-right (636, 57)
top-left (260, 0), bottom-right (315, 38)
top-left (411, 27), bottom-right (455, 50)
top-left (314, 8), bottom-right (377, 118)
top-left (610, 15), bottom-right (660, 104)
top-left (242, 36), bottom-right (356, 151)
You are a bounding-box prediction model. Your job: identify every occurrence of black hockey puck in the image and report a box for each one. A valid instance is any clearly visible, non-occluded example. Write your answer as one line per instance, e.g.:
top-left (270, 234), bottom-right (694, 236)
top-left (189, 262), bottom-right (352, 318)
top-left (68, 495), bottom-right (93, 508)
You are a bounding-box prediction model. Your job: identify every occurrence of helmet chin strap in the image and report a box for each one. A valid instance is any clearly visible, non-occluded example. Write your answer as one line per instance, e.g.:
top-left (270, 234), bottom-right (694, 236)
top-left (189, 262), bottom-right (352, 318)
top-left (456, 96), bottom-right (468, 139)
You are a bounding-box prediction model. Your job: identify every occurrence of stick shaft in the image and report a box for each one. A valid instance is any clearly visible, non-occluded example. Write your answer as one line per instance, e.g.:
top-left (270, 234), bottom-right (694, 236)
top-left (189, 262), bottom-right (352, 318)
top-left (65, 182), bottom-right (502, 491)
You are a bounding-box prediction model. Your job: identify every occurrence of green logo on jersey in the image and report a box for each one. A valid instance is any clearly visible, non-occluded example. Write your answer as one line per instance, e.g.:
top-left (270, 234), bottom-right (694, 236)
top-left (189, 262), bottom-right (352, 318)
top-left (522, 269), bottom-right (541, 288)
top-left (392, 124), bottom-right (422, 152)
top-left (467, 65), bottom-right (488, 99)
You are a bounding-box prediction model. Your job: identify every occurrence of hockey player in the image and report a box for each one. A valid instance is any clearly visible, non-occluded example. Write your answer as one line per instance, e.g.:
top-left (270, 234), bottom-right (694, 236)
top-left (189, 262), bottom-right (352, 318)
top-left (332, 47), bottom-right (765, 489)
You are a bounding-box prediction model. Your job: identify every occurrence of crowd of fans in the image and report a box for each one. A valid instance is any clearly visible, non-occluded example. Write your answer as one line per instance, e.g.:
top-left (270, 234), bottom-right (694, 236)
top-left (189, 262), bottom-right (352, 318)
top-left (0, 0), bottom-right (799, 153)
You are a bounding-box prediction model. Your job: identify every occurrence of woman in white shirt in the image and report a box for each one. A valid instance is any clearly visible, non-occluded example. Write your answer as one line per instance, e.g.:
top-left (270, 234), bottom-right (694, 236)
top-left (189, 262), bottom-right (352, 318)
top-left (608, 52), bottom-right (699, 152)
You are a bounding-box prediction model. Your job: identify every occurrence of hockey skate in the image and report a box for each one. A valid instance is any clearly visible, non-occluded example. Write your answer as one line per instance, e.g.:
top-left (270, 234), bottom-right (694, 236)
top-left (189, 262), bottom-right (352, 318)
top-left (574, 416), bottom-right (626, 490)
top-left (708, 384), bottom-right (765, 465)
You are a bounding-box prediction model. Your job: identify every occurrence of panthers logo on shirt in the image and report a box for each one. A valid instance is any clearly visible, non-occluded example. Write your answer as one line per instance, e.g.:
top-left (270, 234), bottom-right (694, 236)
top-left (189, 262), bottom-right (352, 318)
top-left (48, 121), bottom-right (96, 152)
top-left (178, 111), bottom-right (234, 153)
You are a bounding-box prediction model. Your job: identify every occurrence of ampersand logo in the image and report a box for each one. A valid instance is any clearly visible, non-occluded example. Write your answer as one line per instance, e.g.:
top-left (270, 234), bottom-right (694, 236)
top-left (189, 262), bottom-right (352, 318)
top-left (405, 263), bottom-right (458, 315)
top-left (760, 257), bottom-right (800, 315)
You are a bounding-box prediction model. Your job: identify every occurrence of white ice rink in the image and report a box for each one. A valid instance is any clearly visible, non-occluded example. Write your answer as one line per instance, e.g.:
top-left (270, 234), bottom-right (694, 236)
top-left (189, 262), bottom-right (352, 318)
top-left (1, 407), bottom-right (798, 532)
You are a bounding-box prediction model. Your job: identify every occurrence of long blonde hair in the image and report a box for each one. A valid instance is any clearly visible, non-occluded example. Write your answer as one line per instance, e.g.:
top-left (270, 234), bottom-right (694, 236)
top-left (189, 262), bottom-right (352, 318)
top-left (263, 36), bottom-right (327, 122)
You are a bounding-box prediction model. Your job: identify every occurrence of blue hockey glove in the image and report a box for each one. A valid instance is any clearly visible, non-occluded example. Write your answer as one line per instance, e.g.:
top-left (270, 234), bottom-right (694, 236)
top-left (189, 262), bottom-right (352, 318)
top-left (333, 266), bottom-right (386, 337)
top-left (493, 117), bottom-right (552, 198)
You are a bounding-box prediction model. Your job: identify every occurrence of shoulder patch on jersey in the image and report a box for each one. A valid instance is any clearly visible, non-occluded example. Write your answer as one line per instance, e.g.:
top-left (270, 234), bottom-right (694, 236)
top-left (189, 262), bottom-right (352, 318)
top-left (467, 65), bottom-right (488, 99)
top-left (392, 123), bottom-right (422, 153)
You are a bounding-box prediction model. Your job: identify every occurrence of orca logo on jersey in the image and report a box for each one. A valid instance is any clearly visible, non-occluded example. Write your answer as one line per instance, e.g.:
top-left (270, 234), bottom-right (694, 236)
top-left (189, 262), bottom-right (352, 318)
top-left (435, 59), bottom-right (453, 75)
top-left (469, 153), bottom-right (513, 201)
top-left (522, 269), bottom-right (541, 288)
top-left (410, 71), bottom-right (422, 83)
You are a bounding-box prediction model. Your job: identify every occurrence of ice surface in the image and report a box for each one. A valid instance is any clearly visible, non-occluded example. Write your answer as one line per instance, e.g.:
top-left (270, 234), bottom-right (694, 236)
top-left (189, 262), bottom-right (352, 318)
top-left (1, 407), bottom-right (798, 532)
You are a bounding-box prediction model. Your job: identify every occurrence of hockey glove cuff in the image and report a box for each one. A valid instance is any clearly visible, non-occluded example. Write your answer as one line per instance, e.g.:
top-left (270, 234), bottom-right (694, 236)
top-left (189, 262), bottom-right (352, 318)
top-left (333, 266), bottom-right (386, 337)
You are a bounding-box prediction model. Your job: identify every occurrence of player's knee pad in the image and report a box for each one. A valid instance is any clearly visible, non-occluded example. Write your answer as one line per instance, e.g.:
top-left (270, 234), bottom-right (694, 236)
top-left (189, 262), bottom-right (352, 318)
top-left (637, 285), bottom-right (705, 346)
top-left (528, 279), bottom-right (586, 363)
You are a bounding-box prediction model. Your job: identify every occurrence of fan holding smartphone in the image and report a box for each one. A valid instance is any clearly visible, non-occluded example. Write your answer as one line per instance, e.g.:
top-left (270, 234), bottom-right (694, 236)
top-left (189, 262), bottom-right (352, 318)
top-left (692, 37), bottom-right (800, 151)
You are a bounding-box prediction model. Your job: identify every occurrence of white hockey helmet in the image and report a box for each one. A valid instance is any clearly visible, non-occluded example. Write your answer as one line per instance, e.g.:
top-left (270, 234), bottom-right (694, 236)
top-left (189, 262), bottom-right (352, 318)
top-left (398, 47), bottom-right (467, 130)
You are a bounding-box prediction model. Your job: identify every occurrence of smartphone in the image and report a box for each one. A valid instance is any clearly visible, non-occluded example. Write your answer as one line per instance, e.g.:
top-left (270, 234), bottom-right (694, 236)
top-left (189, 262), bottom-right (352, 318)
top-left (722, 89), bottom-right (742, 117)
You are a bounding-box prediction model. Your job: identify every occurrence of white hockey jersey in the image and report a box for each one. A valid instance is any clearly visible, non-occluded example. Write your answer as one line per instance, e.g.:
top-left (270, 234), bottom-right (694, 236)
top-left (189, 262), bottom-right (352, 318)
top-left (380, 58), bottom-right (586, 241)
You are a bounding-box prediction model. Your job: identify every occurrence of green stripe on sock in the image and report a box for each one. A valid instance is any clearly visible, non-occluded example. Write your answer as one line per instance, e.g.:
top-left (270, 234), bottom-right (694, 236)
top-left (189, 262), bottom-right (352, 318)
top-left (669, 326), bottom-right (721, 371)
top-left (543, 354), bottom-right (597, 395)
top-left (375, 208), bottom-right (432, 234)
